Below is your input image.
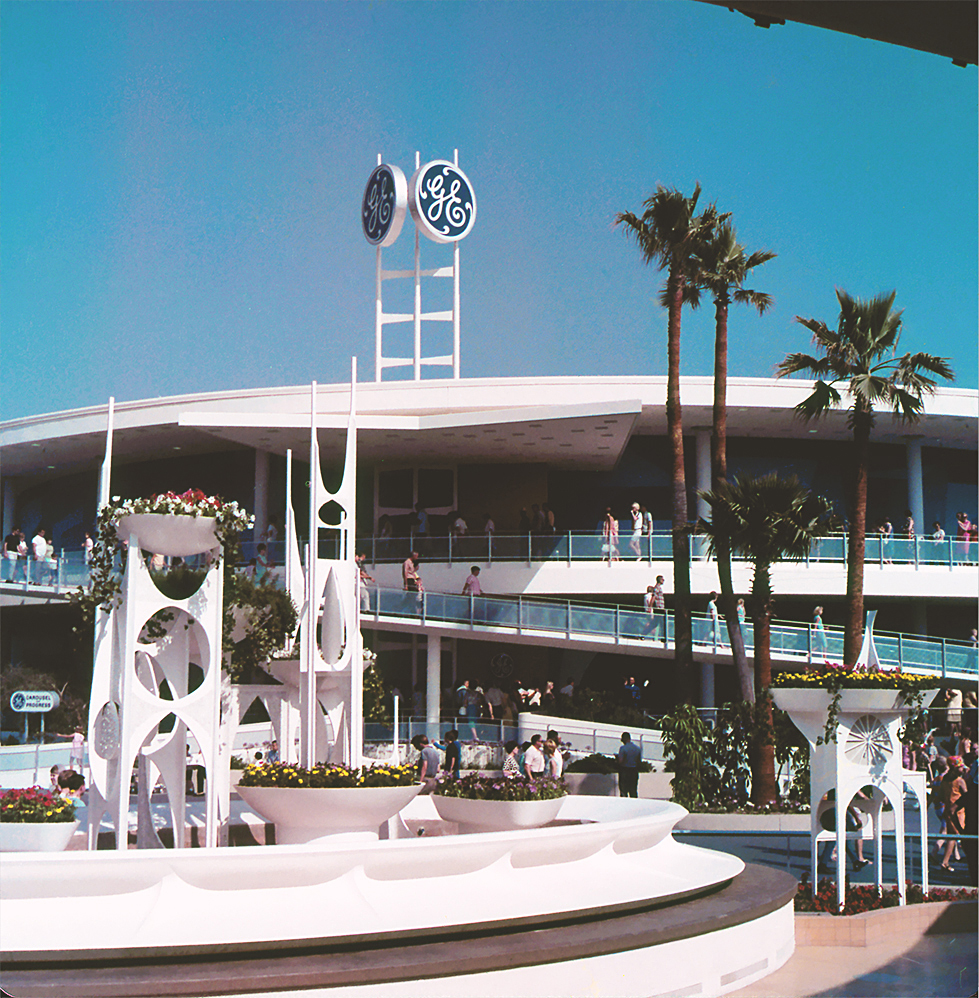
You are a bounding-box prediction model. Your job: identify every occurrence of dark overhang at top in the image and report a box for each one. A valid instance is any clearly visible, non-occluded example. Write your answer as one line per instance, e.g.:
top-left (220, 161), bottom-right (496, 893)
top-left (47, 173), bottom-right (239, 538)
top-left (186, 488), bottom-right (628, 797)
top-left (699, 1), bottom-right (978, 67)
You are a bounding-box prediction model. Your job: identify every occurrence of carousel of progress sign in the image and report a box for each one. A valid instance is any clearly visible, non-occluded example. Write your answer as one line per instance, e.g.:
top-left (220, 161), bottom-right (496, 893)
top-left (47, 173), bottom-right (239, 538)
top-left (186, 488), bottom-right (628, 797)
top-left (361, 163), bottom-right (408, 247)
top-left (408, 160), bottom-right (476, 244)
top-left (9, 690), bottom-right (60, 713)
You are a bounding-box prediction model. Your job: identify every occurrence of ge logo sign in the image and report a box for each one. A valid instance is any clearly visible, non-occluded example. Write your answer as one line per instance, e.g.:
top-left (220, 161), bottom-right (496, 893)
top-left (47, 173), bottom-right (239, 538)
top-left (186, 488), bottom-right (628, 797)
top-left (361, 164), bottom-right (408, 247)
top-left (409, 161), bottom-right (476, 244)
top-left (10, 692), bottom-right (25, 711)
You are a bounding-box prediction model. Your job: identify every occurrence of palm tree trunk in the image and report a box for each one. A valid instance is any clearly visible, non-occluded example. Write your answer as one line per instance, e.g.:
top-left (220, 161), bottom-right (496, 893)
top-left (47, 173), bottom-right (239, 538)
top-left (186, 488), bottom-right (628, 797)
top-left (845, 411), bottom-right (871, 665)
top-left (668, 265), bottom-right (693, 704)
top-left (749, 566), bottom-right (776, 804)
top-left (711, 292), bottom-right (753, 702)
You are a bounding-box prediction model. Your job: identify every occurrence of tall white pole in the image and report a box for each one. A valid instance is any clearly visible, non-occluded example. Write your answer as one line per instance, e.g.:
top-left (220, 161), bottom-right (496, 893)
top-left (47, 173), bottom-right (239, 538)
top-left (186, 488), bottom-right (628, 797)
top-left (348, 358), bottom-right (363, 767)
top-left (98, 397), bottom-right (115, 510)
top-left (453, 149), bottom-right (461, 379)
top-left (413, 150), bottom-right (421, 381)
top-left (303, 382), bottom-right (319, 768)
top-left (285, 447), bottom-right (293, 604)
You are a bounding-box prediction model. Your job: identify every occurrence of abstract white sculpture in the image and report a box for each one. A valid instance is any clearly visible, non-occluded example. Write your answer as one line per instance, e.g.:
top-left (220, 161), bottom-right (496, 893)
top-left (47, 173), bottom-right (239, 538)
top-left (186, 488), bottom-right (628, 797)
top-left (86, 526), bottom-right (225, 850)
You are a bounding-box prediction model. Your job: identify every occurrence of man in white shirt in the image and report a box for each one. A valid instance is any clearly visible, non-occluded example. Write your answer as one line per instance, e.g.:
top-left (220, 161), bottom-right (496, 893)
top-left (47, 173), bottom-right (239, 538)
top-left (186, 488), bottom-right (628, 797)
top-left (31, 528), bottom-right (47, 582)
top-left (523, 734), bottom-right (545, 779)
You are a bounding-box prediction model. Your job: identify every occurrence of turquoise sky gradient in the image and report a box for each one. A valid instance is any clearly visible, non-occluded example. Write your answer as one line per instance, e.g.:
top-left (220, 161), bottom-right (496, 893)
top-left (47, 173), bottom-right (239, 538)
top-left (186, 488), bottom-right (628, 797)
top-left (2, 1), bottom-right (976, 420)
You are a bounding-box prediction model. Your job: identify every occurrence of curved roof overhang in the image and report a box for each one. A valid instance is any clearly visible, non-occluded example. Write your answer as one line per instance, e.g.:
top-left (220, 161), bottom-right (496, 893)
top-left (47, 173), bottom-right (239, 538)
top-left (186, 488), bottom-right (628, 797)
top-left (1, 376), bottom-right (975, 482)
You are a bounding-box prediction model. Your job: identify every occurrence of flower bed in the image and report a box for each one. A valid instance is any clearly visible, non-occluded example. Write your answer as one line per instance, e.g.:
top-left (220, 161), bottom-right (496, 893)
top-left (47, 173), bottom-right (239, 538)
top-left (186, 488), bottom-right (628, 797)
top-left (236, 762), bottom-right (421, 844)
top-left (1, 787), bottom-right (77, 823)
top-left (771, 666), bottom-right (935, 745)
top-left (434, 773), bottom-right (566, 801)
top-left (795, 880), bottom-right (977, 916)
top-left (238, 761), bottom-right (417, 788)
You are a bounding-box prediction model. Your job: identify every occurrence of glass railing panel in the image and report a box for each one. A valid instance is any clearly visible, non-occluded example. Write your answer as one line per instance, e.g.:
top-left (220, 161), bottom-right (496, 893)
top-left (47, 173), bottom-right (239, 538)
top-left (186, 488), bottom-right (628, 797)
top-left (569, 603), bottom-right (615, 636)
top-left (530, 535), bottom-right (568, 561)
top-left (690, 536), bottom-right (712, 561)
top-left (451, 536), bottom-right (492, 563)
top-left (888, 538), bottom-right (915, 563)
top-left (480, 596), bottom-right (520, 627)
top-left (917, 539), bottom-right (951, 565)
top-left (523, 599), bottom-right (571, 632)
top-left (809, 536), bottom-right (845, 562)
top-left (618, 607), bottom-right (650, 639)
top-left (896, 638), bottom-right (942, 668)
top-left (568, 533), bottom-right (606, 561)
top-left (945, 645), bottom-right (978, 677)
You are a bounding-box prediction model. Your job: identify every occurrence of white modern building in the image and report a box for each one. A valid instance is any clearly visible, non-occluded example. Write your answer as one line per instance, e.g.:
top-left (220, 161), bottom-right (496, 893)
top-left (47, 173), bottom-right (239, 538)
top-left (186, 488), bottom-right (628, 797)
top-left (2, 373), bottom-right (976, 721)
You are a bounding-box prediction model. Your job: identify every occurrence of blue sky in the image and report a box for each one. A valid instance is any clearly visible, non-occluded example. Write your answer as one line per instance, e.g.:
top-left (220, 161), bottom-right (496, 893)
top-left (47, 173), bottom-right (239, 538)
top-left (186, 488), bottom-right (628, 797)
top-left (2, 1), bottom-right (976, 421)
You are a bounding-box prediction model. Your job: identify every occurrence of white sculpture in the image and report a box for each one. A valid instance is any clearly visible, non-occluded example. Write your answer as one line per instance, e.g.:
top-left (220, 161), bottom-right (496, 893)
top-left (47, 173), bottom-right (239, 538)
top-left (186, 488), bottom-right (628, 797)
top-left (86, 529), bottom-right (225, 850)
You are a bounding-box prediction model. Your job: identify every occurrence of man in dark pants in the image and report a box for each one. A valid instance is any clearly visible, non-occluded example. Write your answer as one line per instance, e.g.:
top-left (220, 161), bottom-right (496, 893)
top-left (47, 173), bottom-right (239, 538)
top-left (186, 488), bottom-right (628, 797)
top-left (617, 731), bottom-right (642, 798)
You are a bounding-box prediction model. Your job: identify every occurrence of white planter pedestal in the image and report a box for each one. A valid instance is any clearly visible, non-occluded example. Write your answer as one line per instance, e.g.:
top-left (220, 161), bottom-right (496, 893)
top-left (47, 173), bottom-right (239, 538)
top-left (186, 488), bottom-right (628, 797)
top-left (236, 784), bottom-right (422, 844)
top-left (432, 794), bottom-right (566, 832)
top-left (115, 513), bottom-right (218, 557)
top-left (0, 821), bottom-right (80, 853)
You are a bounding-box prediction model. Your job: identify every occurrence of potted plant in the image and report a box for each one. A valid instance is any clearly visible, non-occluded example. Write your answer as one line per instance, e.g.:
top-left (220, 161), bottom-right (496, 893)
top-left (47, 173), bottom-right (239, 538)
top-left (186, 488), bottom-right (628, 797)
top-left (432, 773), bottom-right (567, 832)
top-left (236, 761), bottom-right (421, 844)
top-left (110, 489), bottom-right (253, 558)
top-left (563, 753), bottom-right (619, 796)
top-left (770, 667), bottom-right (937, 747)
top-left (0, 787), bottom-right (79, 852)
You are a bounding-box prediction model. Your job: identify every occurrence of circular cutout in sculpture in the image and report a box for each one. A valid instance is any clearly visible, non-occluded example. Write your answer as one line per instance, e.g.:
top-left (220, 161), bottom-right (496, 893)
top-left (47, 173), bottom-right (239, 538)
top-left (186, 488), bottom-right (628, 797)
top-left (844, 714), bottom-right (892, 767)
top-left (93, 702), bottom-right (120, 760)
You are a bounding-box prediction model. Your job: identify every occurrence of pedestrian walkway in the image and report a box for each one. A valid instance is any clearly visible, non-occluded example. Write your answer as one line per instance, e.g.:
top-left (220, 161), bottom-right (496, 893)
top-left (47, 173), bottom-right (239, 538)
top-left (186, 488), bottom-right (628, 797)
top-left (364, 586), bottom-right (979, 682)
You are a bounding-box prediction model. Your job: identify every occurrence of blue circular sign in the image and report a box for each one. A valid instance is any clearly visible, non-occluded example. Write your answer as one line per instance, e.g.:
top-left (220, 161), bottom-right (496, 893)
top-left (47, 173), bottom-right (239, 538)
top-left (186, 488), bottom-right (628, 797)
top-left (408, 160), bottom-right (477, 244)
top-left (361, 164), bottom-right (407, 247)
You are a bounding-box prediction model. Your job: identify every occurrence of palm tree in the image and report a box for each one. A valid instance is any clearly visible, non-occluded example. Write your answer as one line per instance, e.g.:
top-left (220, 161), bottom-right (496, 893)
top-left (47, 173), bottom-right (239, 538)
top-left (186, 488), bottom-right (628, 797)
top-left (700, 472), bottom-right (832, 804)
top-left (695, 222), bottom-right (776, 703)
top-left (778, 290), bottom-right (953, 666)
top-left (616, 185), bottom-right (728, 702)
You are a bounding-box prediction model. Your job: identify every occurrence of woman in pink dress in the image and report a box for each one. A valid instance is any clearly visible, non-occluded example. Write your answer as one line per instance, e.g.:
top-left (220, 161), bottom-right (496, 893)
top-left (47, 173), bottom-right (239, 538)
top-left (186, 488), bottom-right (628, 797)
top-left (602, 508), bottom-right (619, 562)
top-left (956, 512), bottom-right (971, 563)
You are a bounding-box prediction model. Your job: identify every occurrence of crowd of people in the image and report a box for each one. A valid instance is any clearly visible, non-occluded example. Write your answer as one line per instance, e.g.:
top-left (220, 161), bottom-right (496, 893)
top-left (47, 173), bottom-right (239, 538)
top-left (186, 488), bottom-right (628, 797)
top-left (410, 727), bottom-right (567, 792)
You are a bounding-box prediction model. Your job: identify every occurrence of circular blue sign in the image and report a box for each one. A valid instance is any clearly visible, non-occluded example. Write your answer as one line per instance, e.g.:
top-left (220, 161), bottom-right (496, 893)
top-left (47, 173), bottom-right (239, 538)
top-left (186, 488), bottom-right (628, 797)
top-left (409, 160), bottom-right (477, 244)
top-left (361, 164), bottom-right (407, 247)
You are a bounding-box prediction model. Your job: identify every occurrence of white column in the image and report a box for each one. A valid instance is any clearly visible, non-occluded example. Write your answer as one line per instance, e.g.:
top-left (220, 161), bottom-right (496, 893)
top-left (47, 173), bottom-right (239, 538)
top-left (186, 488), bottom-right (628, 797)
top-left (905, 437), bottom-right (924, 532)
top-left (2, 478), bottom-right (16, 538)
top-left (254, 449), bottom-right (270, 540)
top-left (426, 633), bottom-right (441, 741)
top-left (700, 661), bottom-right (715, 708)
top-left (695, 429), bottom-right (711, 522)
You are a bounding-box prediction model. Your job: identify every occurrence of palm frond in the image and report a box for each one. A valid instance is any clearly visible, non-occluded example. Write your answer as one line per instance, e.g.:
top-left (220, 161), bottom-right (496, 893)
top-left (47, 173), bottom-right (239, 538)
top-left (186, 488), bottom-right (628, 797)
top-left (733, 288), bottom-right (774, 313)
top-left (794, 380), bottom-right (841, 421)
top-left (776, 353), bottom-right (831, 378)
top-left (890, 387), bottom-right (925, 423)
top-left (897, 352), bottom-right (955, 383)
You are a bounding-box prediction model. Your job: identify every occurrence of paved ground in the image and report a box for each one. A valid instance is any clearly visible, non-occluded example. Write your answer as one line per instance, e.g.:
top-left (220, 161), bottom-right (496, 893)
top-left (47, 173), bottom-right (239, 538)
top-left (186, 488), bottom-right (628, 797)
top-left (730, 926), bottom-right (977, 998)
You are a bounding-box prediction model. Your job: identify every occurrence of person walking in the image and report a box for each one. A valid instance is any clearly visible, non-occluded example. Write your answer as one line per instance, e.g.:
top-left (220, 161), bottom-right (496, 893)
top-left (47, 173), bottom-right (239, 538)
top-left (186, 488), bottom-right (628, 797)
top-left (629, 502), bottom-right (643, 559)
top-left (602, 508), bottom-right (619, 562)
top-left (707, 591), bottom-right (723, 646)
top-left (442, 729), bottom-right (461, 779)
top-left (617, 732), bottom-right (642, 798)
top-left (462, 565), bottom-right (482, 596)
top-left (402, 551), bottom-right (423, 592)
top-left (812, 605), bottom-right (828, 662)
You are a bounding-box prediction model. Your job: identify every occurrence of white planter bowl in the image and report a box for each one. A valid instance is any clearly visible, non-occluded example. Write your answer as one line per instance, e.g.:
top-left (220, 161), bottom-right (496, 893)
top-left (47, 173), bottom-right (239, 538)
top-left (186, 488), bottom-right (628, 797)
top-left (236, 784), bottom-right (422, 845)
top-left (432, 794), bottom-right (566, 832)
top-left (0, 820), bottom-right (80, 852)
top-left (116, 513), bottom-right (219, 557)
